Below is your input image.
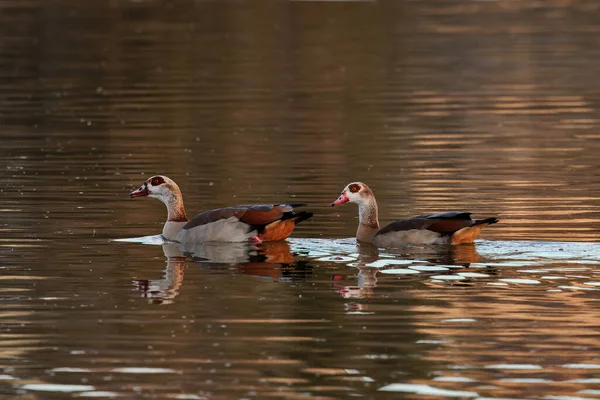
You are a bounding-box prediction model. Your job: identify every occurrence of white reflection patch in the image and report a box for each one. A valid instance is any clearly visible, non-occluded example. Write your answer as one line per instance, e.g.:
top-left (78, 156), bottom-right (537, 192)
top-left (378, 383), bottom-right (478, 397)
top-left (562, 363), bottom-right (600, 369)
top-left (111, 367), bottom-right (177, 373)
top-left (548, 267), bottom-right (590, 272)
top-left (365, 259), bottom-right (417, 268)
top-left (449, 365), bottom-right (477, 370)
top-left (50, 367), bottom-right (91, 373)
top-left (517, 269), bottom-right (550, 273)
top-left (433, 376), bottom-right (476, 382)
top-left (78, 391), bottom-right (119, 398)
top-left (111, 235), bottom-right (165, 245)
top-left (351, 354), bottom-right (398, 360)
top-left (458, 272), bottom-right (490, 277)
top-left (484, 364), bottom-right (543, 370)
top-left (316, 256), bottom-right (356, 262)
top-left (558, 286), bottom-right (598, 291)
top-left (431, 275), bottom-right (465, 280)
top-left (499, 278), bottom-right (541, 284)
top-left (442, 318), bottom-right (476, 323)
top-left (380, 268), bottom-right (420, 274)
top-left (409, 265), bottom-right (449, 271)
top-left (307, 250), bottom-right (331, 257)
top-left (416, 340), bottom-right (452, 344)
top-left (21, 384), bottom-right (95, 392)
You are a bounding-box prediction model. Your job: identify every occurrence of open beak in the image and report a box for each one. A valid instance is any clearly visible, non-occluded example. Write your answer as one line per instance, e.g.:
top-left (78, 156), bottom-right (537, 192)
top-left (130, 183), bottom-right (150, 198)
top-left (331, 192), bottom-right (349, 206)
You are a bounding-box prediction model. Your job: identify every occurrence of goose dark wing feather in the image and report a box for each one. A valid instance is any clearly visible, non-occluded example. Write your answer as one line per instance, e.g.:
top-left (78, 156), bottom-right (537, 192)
top-left (183, 204), bottom-right (309, 230)
top-left (415, 211), bottom-right (473, 220)
top-left (182, 207), bottom-right (244, 230)
top-left (375, 212), bottom-right (476, 237)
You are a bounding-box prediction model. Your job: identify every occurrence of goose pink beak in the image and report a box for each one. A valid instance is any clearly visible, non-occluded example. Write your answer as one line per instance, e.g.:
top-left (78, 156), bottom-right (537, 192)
top-left (130, 184), bottom-right (149, 198)
top-left (331, 192), bottom-right (349, 206)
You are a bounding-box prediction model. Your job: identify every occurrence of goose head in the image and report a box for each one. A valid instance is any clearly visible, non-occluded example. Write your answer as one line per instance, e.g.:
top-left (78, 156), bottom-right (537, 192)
top-left (331, 182), bottom-right (372, 206)
top-left (130, 175), bottom-right (182, 206)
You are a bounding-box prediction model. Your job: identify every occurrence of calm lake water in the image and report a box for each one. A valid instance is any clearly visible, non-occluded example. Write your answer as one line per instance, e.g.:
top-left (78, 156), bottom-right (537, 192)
top-left (2, 0), bottom-right (600, 399)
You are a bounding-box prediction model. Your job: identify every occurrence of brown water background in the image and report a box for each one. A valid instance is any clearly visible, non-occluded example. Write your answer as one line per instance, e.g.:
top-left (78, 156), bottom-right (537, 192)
top-left (2, 0), bottom-right (600, 399)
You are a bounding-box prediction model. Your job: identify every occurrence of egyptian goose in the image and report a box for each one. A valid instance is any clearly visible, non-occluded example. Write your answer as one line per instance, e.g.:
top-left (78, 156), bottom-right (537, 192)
top-left (331, 182), bottom-right (498, 246)
top-left (130, 175), bottom-right (312, 243)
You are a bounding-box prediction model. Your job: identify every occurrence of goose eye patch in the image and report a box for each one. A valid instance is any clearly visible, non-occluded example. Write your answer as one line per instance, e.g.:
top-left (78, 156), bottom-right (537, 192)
top-left (349, 184), bottom-right (360, 193)
top-left (151, 177), bottom-right (164, 186)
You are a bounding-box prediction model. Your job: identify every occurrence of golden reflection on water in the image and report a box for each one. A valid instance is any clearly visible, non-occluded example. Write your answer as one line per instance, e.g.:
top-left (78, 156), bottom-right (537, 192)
top-left (409, 284), bottom-right (600, 398)
top-left (2, 0), bottom-right (600, 398)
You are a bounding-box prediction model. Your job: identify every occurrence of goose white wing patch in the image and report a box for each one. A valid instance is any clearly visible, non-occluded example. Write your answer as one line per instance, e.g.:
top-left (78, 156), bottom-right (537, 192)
top-left (372, 229), bottom-right (448, 247)
top-left (177, 217), bottom-right (255, 243)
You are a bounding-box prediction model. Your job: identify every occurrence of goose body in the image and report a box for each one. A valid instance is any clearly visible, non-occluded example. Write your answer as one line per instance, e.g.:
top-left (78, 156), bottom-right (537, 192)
top-left (130, 176), bottom-right (312, 243)
top-left (331, 182), bottom-right (498, 246)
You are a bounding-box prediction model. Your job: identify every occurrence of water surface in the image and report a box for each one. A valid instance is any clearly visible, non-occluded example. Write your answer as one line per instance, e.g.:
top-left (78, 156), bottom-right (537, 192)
top-left (2, 0), bottom-right (600, 398)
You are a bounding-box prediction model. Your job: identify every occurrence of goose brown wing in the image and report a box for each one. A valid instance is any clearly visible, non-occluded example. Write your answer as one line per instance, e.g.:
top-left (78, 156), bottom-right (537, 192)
top-left (183, 204), bottom-right (308, 230)
top-left (237, 204), bottom-right (292, 226)
top-left (375, 212), bottom-right (476, 237)
top-left (182, 207), bottom-right (245, 230)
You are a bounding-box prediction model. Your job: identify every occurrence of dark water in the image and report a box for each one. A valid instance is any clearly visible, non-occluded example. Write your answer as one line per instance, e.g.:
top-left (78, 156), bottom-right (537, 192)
top-left (2, 0), bottom-right (600, 398)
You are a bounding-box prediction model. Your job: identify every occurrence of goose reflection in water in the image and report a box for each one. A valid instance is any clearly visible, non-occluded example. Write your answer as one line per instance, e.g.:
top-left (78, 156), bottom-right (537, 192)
top-left (332, 243), bottom-right (487, 303)
top-left (132, 241), bottom-right (310, 304)
top-left (131, 243), bottom-right (187, 305)
top-left (333, 242), bottom-right (380, 301)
